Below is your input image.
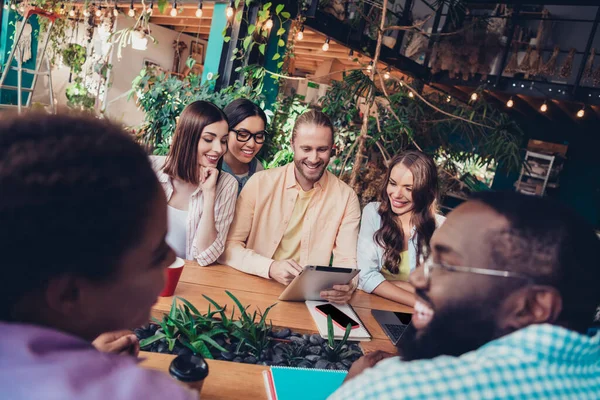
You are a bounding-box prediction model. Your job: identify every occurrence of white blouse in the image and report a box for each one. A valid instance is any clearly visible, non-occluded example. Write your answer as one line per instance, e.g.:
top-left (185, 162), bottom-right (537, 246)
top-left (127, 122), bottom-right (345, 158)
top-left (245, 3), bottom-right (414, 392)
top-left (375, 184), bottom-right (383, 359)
top-left (166, 205), bottom-right (188, 259)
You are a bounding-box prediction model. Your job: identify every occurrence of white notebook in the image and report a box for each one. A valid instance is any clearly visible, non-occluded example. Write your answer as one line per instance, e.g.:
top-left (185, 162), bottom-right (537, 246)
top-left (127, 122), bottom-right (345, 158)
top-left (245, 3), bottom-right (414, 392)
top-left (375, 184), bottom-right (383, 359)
top-left (305, 301), bottom-right (372, 341)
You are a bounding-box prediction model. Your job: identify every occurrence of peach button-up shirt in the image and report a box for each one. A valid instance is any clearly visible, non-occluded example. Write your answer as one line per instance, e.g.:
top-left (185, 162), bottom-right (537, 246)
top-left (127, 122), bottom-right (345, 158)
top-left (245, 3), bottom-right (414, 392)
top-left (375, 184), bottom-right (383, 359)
top-left (219, 163), bottom-right (361, 278)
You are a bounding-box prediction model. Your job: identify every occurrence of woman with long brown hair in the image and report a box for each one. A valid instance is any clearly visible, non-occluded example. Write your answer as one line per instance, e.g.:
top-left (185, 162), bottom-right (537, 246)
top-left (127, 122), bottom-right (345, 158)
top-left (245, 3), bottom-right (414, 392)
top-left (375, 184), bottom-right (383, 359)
top-left (152, 100), bottom-right (238, 266)
top-left (357, 151), bottom-right (445, 306)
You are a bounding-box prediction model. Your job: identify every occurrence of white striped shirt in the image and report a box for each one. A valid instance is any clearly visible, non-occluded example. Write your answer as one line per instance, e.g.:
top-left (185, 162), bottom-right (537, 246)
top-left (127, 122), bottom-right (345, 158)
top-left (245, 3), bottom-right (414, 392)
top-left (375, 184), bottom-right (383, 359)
top-left (151, 156), bottom-right (238, 266)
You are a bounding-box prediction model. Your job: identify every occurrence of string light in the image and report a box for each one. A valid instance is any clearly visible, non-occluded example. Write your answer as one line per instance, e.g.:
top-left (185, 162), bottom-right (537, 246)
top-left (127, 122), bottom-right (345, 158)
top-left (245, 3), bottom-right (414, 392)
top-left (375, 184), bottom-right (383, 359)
top-left (577, 107), bottom-right (585, 118)
top-left (226, 0), bottom-right (234, 19)
top-left (170, 1), bottom-right (177, 17)
top-left (296, 25), bottom-right (304, 41)
top-left (10, 3), bottom-right (15, 10)
top-left (128, 0), bottom-right (134, 17)
top-left (408, 91), bottom-right (414, 98)
top-left (383, 69), bottom-right (390, 80)
top-left (348, 49), bottom-right (354, 60)
top-left (506, 97), bottom-right (514, 108)
top-left (264, 17), bottom-right (273, 30)
top-left (69, 6), bottom-right (75, 16)
top-left (95, 5), bottom-right (103, 17)
top-left (195, 0), bottom-right (202, 18)
top-left (147, 1), bottom-right (153, 15)
top-left (59, 4), bottom-right (65, 14)
top-left (113, 7), bottom-right (119, 16)
top-left (83, 8), bottom-right (90, 17)
top-left (366, 61), bottom-right (373, 72)
top-left (540, 101), bottom-right (548, 113)
top-left (446, 95), bottom-right (451, 103)
top-left (470, 92), bottom-right (478, 101)
top-left (322, 37), bottom-right (330, 52)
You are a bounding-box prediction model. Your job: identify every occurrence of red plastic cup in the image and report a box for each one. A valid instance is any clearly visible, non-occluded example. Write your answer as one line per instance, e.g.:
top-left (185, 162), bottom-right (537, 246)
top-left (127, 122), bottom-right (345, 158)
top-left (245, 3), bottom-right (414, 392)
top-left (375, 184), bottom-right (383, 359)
top-left (159, 257), bottom-right (185, 297)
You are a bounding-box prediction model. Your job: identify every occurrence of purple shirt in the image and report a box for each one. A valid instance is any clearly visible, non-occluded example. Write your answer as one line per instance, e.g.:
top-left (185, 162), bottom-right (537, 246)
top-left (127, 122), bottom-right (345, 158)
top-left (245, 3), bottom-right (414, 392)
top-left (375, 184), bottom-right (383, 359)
top-left (0, 322), bottom-right (197, 400)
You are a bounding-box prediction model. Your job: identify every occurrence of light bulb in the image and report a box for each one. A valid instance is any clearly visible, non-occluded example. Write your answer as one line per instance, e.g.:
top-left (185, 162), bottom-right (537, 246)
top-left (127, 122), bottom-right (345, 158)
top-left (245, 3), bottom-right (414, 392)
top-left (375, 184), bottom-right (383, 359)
top-left (322, 38), bottom-right (329, 52)
top-left (366, 63), bottom-right (372, 72)
top-left (170, 3), bottom-right (177, 16)
top-left (408, 91), bottom-right (414, 98)
top-left (470, 92), bottom-right (478, 101)
top-left (348, 50), bottom-right (354, 60)
top-left (147, 3), bottom-right (153, 15)
top-left (59, 4), bottom-right (65, 14)
top-left (577, 108), bottom-right (585, 118)
top-left (18, 5), bottom-right (24, 12)
top-left (95, 8), bottom-right (102, 17)
top-left (69, 7), bottom-right (75, 16)
top-left (10, 3), bottom-right (15, 10)
top-left (446, 96), bottom-right (451, 103)
top-left (128, 8), bottom-right (134, 17)
top-left (195, 7), bottom-right (202, 18)
top-left (507, 98), bottom-right (514, 108)
top-left (226, 5), bottom-right (234, 18)
top-left (113, 8), bottom-right (118, 16)
top-left (83, 9), bottom-right (90, 17)
top-left (540, 102), bottom-right (548, 113)
top-left (384, 71), bottom-right (390, 80)
top-left (297, 26), bottom-right (304, 41)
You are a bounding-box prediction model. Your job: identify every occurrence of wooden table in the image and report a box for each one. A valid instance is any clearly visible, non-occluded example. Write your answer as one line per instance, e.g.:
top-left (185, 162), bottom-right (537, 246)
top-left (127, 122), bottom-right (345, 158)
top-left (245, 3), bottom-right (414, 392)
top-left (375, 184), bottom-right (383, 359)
top-left (141, 261), bottom-right (413, 399)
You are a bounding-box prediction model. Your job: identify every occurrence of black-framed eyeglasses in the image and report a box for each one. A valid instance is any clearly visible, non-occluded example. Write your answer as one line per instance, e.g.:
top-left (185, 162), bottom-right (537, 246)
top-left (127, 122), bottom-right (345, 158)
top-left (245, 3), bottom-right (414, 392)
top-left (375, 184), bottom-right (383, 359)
top-left (231, 128), bottom-right (267, 144)
top-left (422, 256), bottom-right (536, 286)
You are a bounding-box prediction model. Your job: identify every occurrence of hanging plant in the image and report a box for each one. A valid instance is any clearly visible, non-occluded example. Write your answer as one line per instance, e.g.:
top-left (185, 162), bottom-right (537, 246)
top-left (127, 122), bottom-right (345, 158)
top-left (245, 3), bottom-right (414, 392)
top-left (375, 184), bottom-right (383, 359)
top-left (110, 0), bottom-right (157, 60)
top-left (65, 78), bottom-right (96, 110)
top-left (62, 43), bottom-right (87, 74)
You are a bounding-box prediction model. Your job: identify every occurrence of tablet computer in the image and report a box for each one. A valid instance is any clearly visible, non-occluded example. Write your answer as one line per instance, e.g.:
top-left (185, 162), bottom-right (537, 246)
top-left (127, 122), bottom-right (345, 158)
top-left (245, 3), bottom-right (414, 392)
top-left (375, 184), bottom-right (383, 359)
top-left (278, 265), bottom-right (359, 301)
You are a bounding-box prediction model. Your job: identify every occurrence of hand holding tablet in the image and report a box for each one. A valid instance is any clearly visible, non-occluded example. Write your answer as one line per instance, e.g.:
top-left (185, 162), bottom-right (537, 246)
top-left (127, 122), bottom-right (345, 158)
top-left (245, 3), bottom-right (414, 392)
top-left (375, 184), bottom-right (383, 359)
top-left (278, 265), bottom-right (359, 302)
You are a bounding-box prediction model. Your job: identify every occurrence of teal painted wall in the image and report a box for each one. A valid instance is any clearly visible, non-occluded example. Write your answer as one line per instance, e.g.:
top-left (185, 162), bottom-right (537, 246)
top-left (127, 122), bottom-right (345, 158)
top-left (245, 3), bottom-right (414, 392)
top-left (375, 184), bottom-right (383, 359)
top-left (0, 2), bottom-right (39, 105)
top-left (201, 3), bottom-right (227, 87)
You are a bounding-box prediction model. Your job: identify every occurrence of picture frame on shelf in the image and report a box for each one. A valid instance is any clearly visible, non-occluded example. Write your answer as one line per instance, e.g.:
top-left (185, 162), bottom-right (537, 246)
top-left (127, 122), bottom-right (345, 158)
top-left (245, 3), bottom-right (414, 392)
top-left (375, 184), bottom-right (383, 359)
top-left (189, 40), bottom-right (206, 75)
top-left (143, 59), bottom-right (160, 69)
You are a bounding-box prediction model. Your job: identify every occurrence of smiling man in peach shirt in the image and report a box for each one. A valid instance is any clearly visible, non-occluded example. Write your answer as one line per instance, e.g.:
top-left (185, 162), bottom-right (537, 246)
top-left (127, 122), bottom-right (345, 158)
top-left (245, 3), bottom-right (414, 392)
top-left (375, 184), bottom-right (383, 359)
top-left (219, 110), bottom-right (361, 303)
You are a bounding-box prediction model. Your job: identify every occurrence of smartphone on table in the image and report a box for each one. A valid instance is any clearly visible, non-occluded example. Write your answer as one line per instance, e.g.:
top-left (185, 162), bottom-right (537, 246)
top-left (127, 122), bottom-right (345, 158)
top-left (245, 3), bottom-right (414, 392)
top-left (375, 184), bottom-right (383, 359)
top-left (315, 303), bottom-right (360, 330)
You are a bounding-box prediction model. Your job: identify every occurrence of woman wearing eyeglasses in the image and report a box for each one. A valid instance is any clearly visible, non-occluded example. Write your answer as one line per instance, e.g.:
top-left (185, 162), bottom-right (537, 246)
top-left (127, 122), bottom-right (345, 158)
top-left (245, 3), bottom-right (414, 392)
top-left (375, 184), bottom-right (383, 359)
top-left (357, 151), bottom-right (445, 307)
top-left (152, 100), bottom-right (238, 266)
top-left (222, 99), bottom-right (268, 195)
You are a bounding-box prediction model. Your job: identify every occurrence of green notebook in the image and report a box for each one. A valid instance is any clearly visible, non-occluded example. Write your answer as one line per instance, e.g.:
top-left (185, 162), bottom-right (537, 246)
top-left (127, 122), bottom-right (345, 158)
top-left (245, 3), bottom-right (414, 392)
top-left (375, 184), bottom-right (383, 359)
top-left (263, 366), bottom-right (348, 400)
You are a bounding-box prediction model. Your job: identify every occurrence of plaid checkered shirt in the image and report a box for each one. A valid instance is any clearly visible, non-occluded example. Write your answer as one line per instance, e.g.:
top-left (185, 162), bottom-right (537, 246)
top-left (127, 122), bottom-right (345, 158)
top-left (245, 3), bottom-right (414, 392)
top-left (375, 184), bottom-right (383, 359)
top-left (329, 324), bottom-right (600, 399)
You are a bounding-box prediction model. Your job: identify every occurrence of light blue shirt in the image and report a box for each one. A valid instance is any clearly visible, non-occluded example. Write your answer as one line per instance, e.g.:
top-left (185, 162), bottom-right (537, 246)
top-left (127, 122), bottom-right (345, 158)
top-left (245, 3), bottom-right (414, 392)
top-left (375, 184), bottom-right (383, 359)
top-left (357, 202), bottom-right (445, 293)
top-left (329, 324), bottom-right (600, 399)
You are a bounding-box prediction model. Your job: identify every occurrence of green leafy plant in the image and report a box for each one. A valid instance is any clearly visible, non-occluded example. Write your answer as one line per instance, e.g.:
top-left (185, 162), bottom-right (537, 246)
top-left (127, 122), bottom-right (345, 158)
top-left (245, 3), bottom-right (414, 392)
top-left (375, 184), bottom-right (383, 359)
top-left (224, 1), bottom-right (292, 96)
top-left (173, 297), bottom-right (230, 356)
top-left (226, 290), bottom-right (276, 359)
top-left (65, 78), bottom-right (95, 111)
top-left (324, 315), bottom-right (360, 362)
top-left (140, 297), bottom-right (179, 351)
top-left (62, 43), bottom-right (87, 75)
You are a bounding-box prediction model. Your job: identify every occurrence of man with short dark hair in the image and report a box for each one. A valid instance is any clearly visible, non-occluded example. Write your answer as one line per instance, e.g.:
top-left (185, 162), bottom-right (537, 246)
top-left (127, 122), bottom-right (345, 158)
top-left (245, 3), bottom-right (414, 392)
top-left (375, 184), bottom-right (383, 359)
top-left (330, 192), bottom-right (600, 399)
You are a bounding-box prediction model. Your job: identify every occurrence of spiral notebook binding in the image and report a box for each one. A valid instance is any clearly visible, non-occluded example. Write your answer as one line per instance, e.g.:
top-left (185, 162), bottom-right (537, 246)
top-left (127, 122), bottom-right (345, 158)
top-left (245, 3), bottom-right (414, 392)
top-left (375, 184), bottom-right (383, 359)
top-left (271, 365), bottom-right (347, 373)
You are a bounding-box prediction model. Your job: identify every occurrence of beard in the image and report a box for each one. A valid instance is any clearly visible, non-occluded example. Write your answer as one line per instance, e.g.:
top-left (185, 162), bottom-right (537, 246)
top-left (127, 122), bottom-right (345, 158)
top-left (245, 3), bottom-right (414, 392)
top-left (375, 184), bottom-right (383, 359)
top-left (294, 158), bottom-right (326, 184)
top-left (397, 295), bottom-right (504, 361)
